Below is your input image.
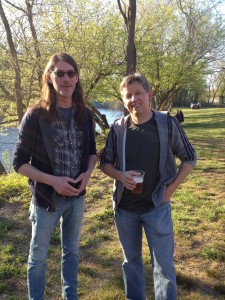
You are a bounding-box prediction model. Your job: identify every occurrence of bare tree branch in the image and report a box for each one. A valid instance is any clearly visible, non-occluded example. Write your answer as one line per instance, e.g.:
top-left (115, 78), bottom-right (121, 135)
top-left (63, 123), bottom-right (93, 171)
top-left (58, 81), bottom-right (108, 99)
top-left (25, 0), bottom-right (42, 88)
top-left (117, 0), bottom-right (128, 28)
top-left (4, 0), bottom-right (26, 14)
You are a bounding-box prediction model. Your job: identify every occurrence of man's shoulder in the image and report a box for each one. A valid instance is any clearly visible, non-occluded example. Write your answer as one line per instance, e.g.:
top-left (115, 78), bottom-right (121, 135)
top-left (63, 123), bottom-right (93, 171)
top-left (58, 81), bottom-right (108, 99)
top-left (26, 106), bottom-right (45, 117)
top-left (154, 110), bottom-right (169, 117)
top-left (153, 110), bottom-right (170, 123)
top-left (113, 115), bottom-right (129, 126)
top-left (20, 107), bottom-right (47, 129)
top-left (107, 115), bottom-right (128, 137)
top-left (154, 110), bottom-right (177, 123)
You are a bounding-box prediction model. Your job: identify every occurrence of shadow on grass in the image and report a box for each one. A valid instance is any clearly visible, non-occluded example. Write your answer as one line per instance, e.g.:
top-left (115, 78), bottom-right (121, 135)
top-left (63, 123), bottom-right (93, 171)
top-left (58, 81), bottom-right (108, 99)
top-left (177, 272), bottom-right (225, 298)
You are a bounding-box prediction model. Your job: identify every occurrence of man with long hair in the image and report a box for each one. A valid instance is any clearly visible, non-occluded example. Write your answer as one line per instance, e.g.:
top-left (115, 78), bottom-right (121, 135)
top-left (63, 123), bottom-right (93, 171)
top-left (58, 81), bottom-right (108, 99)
top-left (13, 53), bottom-right (97, 299)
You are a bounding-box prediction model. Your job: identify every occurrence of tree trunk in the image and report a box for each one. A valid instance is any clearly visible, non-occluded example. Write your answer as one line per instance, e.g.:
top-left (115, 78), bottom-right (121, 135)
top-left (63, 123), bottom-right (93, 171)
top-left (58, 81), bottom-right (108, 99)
top-left (117, 0), bottom-right (136, 75)
top-left (126, 0), bottom-right (136, 75)
top-left (117, 0), bottom-right (137, 116)
top-left (0, 0), bottom-right (24, 122)
top-left (87, 103), bottom-right (110, 133)
top-left (157, 85), bottom-right (179, 111)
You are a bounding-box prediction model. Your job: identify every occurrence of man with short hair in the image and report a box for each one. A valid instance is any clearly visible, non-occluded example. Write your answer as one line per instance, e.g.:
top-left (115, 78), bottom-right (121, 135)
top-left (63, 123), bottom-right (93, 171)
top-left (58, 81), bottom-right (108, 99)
top-left (101, 73), bottom-right (197, 300)
top-left (13, 52), bottom-right (97, 299)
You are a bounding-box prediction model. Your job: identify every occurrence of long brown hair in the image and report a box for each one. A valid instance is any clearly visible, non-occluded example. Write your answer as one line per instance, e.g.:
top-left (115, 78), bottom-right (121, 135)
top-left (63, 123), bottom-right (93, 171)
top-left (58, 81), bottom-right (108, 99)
top-left (32, 52), bottom-right (86, 122)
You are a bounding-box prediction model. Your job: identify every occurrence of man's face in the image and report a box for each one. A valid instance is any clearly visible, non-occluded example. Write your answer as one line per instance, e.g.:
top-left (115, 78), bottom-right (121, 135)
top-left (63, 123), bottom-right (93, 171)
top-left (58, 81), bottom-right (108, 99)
top-left (48, 61), bottom-right (78, 103)
top-left (121, 81), bottom-right (152, 117)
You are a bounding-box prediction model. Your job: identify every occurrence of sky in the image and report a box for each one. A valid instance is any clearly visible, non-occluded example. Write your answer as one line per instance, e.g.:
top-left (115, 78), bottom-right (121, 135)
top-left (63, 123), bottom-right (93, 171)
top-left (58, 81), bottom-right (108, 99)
top-left (219, 2), bottom-right (225, 14)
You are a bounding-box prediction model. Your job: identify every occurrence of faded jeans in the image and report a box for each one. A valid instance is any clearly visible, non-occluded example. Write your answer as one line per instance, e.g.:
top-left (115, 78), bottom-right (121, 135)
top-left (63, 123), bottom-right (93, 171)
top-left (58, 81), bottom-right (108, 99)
top-left (115, 202), bottom-right (177, 300)
top-left (28, 196), bottom-right (85, 300)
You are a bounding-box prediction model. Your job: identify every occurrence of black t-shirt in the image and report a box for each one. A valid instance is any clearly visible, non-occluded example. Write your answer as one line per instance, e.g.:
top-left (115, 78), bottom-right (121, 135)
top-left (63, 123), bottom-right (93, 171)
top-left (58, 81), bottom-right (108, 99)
top-left (119, 115), bottom-right (160, 213)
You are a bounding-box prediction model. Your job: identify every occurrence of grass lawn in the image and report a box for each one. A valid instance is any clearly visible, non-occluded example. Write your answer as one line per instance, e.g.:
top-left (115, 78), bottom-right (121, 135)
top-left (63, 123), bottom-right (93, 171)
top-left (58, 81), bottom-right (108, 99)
top-left (0, 107), bottom-right (224, 299)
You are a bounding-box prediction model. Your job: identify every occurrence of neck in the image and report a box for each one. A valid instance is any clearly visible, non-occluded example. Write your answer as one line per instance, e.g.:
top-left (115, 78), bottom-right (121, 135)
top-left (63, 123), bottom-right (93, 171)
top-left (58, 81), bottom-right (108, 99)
top-left (56, 97), bottom-right (73, 108)
top-left (131, 110), bottom-right (153, 124)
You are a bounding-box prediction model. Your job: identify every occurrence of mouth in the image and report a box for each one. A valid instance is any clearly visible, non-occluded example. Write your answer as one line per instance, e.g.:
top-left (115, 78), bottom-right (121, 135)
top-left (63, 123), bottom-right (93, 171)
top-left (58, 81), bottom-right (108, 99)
top-left (61, 85), bottom-right (71, 89)
top-left (132, 104), bottom-right (140, 108)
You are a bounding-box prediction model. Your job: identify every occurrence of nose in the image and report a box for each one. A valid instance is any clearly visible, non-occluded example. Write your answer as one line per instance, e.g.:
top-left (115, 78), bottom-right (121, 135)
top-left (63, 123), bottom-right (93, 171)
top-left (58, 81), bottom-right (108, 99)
top-left (61, 75), bottom-right (71, 84)
top-left (63, 73), bottom-right (70, 79)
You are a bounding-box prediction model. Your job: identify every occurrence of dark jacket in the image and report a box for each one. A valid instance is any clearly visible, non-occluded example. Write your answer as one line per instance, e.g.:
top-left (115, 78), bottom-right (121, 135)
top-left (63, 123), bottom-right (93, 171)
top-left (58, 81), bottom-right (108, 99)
top-left (101, 111), bottom-right (197, 210)
top-left (13, 107), bottom-right (96, 211)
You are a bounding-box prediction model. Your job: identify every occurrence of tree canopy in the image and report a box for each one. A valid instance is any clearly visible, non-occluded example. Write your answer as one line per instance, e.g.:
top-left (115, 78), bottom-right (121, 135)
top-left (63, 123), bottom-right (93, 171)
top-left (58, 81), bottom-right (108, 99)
top-left (0, 0), bottom-right (224, 128)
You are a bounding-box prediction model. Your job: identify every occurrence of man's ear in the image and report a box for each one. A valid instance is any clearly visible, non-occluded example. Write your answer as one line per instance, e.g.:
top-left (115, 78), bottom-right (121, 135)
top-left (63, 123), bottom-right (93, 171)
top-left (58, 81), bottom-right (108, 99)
top-left (148, 91), bottom-right (153, 107)
top-left (149, 91), bottom-right (153, 101)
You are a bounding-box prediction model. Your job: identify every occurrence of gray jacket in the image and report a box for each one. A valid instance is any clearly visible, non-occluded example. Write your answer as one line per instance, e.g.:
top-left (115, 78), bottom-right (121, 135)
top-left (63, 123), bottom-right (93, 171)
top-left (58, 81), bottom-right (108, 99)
top-left (101, 111), bottom-right (197, 210)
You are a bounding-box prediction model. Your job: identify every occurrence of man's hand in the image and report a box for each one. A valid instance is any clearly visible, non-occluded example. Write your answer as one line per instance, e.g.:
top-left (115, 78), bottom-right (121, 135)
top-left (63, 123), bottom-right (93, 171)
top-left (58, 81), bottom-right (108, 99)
top-left (73, 171), bottom-right (92, 193)
top-left (18, 155), bottom-right (97, 198)
top-left (119, 170), bottom-right (141, 191)
top-left (101, 164), bottom-right (142, 191)
top-left (164, 162), bottom-right (194, 202)
top-left (164, 183), bottom-right (176, 202)
top-left (50, 176), bottom-right (81, 197)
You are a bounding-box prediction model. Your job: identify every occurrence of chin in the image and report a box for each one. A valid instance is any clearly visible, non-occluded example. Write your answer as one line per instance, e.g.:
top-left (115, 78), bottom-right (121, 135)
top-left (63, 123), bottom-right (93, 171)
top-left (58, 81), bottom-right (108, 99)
top-left (132, 109), bottom-right (140, 115)
top-left (60, 92), bottom-right (73, 98)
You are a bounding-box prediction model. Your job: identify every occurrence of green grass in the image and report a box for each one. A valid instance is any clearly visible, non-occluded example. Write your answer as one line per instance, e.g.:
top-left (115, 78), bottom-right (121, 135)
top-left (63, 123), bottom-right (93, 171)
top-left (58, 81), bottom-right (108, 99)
top-left (200, 243), bottom-right (225, 261)
top-left (0, 219), bottom-right (15, 239)
top-left (0, 172), bottom-right (30, 206)
top-left (0, 107), bottom-right (225, 299)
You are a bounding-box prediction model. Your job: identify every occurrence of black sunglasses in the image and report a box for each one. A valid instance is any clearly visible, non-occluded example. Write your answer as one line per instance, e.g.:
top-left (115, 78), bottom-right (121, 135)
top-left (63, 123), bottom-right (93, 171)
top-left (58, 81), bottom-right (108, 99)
top-left (53, 70), bottom-right (77, 78)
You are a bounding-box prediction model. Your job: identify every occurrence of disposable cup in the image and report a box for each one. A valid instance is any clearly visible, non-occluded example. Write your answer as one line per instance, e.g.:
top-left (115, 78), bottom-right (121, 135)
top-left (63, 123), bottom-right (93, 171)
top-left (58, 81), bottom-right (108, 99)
top-left (132, 170), bottom-right (145, 194)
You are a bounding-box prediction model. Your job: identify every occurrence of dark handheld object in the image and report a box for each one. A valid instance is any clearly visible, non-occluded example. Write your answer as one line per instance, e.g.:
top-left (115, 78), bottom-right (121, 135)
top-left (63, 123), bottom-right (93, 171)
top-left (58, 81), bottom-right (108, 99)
top-left (69, 182), bottom-right (81, 189)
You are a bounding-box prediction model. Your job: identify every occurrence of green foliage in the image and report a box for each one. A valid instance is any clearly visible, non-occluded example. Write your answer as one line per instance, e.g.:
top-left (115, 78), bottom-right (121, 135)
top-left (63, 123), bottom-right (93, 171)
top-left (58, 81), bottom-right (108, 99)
top-left (0, 0), bottom-right (225, 120)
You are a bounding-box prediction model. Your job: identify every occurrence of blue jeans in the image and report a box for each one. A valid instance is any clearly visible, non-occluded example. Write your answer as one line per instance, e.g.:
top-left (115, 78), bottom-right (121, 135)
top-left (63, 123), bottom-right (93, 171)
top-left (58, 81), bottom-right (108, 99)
top-left (115, 202), bottom-right (177, 300)
top-left (27, 196), bottom-right (85, 300)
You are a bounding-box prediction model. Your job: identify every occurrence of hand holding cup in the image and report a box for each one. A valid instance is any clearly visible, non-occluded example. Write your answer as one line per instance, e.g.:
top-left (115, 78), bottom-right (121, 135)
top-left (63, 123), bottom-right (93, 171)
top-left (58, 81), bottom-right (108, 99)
top-left (132, 170), bottom-right (145, 194)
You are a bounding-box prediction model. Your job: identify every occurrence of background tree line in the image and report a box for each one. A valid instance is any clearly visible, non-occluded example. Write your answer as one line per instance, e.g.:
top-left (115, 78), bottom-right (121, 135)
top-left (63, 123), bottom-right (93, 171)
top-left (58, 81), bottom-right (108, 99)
top-left (0, 0), bottom-right (225, 130)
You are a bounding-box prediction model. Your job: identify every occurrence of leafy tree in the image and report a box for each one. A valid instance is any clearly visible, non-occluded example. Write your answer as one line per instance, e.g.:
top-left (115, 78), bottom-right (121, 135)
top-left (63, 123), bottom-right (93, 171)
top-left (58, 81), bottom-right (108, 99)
top-left (208, 66), bottom-right (225, 104)
top-left (136, 0), bottom-right (225, 110)
top-left (0, 0), bottom-right (126, 130)
top-left (41, 0), bottom-right (125, 130)
top-left (0, 0), bottom-right (225, 127)
top-left (0, 0), bottom-right (23, 121)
